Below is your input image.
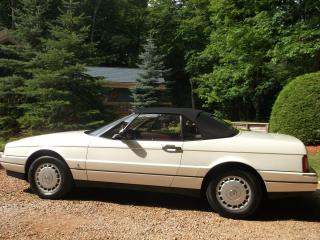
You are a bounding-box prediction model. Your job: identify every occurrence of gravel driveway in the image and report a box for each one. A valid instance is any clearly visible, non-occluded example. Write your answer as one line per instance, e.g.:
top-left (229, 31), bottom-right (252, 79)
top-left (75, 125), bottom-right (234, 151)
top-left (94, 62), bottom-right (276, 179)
top-left (0, 169), bottom-right (319, 240)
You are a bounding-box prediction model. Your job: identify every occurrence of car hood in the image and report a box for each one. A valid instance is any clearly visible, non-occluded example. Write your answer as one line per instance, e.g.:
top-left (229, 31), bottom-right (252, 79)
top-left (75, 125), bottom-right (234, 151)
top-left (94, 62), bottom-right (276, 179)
top-left (6, 131), bottom-right (91, 148)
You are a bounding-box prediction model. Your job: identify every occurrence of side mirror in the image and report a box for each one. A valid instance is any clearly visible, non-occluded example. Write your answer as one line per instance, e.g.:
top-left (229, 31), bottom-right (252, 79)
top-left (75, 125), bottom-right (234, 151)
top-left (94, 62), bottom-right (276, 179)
top-left (112, 133), bottom-right (123, 140)
top-left (112, 129), bottom-right (136, 140)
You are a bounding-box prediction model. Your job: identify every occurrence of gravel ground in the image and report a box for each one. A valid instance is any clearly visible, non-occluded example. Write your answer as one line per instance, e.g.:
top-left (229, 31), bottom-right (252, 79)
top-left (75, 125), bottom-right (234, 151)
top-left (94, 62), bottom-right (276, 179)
top-left (0, 169), bottom-right (319, 240)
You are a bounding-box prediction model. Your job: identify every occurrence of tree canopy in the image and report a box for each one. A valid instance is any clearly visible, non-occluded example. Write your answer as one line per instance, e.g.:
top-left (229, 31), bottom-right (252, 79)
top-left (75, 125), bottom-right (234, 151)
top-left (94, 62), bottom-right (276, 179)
top-left (191, 0), bottom-right (320, 120)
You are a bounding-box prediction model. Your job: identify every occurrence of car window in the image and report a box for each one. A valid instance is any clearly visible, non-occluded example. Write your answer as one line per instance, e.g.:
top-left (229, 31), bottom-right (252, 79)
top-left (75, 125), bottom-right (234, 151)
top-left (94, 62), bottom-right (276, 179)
top-left (196, 112), bottom-right (239, 139)
top-left (182, 117), bottom-right (202, 141)
top-left (88, 114), bottom-right (136, 136)
top-left (101, 114), bottom-right (136, 138)
top-left (126, 114), bottom-right (182, 141)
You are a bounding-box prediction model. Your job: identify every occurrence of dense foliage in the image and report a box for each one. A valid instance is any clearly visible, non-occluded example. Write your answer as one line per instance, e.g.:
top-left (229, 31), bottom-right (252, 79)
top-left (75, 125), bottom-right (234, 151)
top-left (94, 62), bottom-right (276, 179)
top-left (81, 0), bottom-right (148, 67)
top-left (191, 0), bottom-right (320, 120)
top-left (1, 0), bottom-right (320, 139)
top-left (0, 40), bottom-right (29, 138)
top-left (18, 0), bottom-right (110, 133)
top-left (269, 72), bottom-right (320, 144)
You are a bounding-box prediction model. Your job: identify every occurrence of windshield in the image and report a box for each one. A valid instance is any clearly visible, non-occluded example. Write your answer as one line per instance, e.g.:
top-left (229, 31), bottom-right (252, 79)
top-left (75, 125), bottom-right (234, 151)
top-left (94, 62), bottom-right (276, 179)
top-left (87, 114), bottom-right (137, 136)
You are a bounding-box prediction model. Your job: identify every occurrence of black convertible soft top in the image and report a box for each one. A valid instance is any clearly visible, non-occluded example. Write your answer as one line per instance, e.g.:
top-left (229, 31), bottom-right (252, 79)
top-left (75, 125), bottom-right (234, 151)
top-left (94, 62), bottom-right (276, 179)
top-left (135, 107), bottom-right (203, 122)
top-left (135, 107), bottom-right (237, 139)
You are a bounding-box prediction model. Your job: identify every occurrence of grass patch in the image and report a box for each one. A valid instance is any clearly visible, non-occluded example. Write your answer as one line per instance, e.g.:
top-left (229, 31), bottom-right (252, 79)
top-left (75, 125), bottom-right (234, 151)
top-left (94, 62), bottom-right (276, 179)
top-left (309, 153), bottom-right (320, 179)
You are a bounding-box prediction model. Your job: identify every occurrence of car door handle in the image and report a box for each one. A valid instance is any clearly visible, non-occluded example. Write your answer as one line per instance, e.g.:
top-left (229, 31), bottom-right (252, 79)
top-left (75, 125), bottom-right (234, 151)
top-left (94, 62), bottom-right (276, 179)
top-left (162, 145), bottom-right (183, 153)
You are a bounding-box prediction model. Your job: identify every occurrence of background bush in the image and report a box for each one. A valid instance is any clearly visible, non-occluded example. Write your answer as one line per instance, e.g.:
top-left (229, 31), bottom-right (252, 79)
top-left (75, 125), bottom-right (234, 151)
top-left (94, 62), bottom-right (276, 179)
top-left (269, 72), bottom-right (320, 145)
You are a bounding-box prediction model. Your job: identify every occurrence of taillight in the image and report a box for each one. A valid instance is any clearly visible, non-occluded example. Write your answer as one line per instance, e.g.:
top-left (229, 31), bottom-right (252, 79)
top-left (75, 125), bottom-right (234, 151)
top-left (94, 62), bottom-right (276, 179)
top-left (302, 155), bottom-right (309, 173)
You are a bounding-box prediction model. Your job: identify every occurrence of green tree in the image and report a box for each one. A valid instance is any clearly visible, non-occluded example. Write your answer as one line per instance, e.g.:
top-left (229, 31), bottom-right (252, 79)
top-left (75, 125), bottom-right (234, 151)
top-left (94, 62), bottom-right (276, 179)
top-left (0, 1), bottom-right (12, 29)
top-left (191, 0), bottom-right (320, 121)
top-left (178, 0), bottom-right (211, 77)
top-left (81, 0), bottom-right (148, 67)
top-left (19, 0), bottom-right (109, 132)
top-left (177, 0), bottom-right (211, 108)
top-left (196, 6), bottom-right (282, 120)
top-left (0, 39), bottom-right (31, 138)
top-left (0, 0), bottom-right (54, 139)
top-left (131, 37), bottom-right (170, 109)
top-left (147, 0), bottom-right (189, 107)
top-left (14, 0), bottom-right (54, 48)
top-left (270, 1), bottom-right (320, 76)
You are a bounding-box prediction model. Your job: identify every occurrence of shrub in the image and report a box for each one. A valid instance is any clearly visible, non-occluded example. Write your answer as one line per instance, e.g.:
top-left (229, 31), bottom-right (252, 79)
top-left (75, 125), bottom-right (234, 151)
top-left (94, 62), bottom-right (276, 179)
top-left (269, 72), bottom-right (320, 145)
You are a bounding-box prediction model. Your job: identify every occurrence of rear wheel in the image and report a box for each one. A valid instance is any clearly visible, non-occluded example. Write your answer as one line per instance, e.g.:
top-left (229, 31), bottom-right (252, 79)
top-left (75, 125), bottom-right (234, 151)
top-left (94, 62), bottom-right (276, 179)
top-left (206, 169), bottom-right (262, 218)
top-left (28, 156), bottom-right (73, 199)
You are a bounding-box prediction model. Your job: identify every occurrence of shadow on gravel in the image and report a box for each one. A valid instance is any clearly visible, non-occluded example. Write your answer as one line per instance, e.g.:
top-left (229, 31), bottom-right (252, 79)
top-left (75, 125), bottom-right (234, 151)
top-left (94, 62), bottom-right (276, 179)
top-left (253, 190), bottom-right (320, 222)
top-left (59, 186), bottom-right (320, 222)
top-left (65, 187), bottom-right (211, 212)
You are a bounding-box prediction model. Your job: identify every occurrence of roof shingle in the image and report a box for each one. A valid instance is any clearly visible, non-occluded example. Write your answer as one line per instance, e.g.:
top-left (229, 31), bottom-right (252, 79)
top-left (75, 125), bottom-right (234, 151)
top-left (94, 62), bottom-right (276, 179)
top-left (86, 67), bottom-right (164, 83)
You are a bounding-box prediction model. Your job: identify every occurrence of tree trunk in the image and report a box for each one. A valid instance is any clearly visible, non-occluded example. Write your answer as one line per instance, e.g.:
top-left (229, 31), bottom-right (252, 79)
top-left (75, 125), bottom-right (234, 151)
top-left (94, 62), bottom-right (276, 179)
top-left (313, 50), bottom-right (320, 71)
top-left (10, 0), bottom-right (15, 29)
top-left (90, 0), bottom-right (102, 43)
top-left (189, 78), bottom-right (195, 109)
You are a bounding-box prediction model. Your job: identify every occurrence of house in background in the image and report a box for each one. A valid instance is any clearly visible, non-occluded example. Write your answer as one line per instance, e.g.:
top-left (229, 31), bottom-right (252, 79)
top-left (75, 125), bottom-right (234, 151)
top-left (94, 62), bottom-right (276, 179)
top-left (86, 67), bottom-right (164, 115)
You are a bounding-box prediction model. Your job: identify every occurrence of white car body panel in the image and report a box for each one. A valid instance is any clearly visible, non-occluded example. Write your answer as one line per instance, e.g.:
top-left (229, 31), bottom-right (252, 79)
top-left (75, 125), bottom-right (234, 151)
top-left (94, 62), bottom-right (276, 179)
top-left (5, 131), bottom-right (90, 148)
top-left (0, 129), bottom-right (318, 193)
top-left (182, 131), bottom-right (306, 155)
top-left (86, 137), bottom-right (183, 186)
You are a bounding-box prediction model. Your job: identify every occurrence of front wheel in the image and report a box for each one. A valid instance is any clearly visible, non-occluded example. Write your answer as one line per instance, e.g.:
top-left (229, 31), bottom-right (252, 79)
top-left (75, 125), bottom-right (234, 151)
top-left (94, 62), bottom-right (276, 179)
top-left (206, 169), bottom-right (263, 219)
top-left (28, 156), bottom-right (73, 199)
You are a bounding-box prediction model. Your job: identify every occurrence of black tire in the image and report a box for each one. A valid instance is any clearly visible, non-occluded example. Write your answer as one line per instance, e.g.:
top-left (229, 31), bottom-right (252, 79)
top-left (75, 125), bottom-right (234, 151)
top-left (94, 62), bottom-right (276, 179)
top-left (206, 169), bottom-right (262, 219)
top-left (28, 156), bottom-right (73, 199)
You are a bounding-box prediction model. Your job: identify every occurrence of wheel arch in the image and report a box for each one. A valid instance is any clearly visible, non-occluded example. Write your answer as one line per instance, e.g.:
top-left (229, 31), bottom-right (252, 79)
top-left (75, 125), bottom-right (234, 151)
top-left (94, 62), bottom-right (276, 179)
top-left (200, 161), bottom-right (267, 196)
top-left (25, 149), bottom-right (68, 180)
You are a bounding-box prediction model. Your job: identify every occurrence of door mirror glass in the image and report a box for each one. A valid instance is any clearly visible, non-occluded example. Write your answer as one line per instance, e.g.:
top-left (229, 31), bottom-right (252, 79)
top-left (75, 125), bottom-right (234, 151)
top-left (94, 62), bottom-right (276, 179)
top-left (112, 133), bottom-right (123, 140)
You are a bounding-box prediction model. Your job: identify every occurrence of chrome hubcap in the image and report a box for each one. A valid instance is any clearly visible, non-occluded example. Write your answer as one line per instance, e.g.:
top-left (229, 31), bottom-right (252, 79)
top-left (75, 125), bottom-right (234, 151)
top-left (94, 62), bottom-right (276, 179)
top-left (35, 163), bottom-right (61, 195)
top-left (216, 176), bottom-right (251, 211)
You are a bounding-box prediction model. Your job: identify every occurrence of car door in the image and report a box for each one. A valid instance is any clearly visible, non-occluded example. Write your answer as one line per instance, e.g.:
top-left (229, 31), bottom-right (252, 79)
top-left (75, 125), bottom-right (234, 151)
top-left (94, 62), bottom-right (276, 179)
top-left (86, 113), bottom-right (183, 187)
top-left (171, 116), bottom-right (205, 189)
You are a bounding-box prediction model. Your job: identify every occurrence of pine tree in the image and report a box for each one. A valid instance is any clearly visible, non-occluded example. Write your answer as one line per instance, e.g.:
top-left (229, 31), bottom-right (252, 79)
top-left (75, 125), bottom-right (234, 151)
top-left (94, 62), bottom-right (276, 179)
top-left (14, 0), bottom-right (50, 48)
top-left (131, 37), bottom-right (170, 109)
top-left (0, 0), bottom-right (51, 139)
top-left (0, 40), bottom-right (30, 138)
top-left (19, 0), bottom-right (109, 133)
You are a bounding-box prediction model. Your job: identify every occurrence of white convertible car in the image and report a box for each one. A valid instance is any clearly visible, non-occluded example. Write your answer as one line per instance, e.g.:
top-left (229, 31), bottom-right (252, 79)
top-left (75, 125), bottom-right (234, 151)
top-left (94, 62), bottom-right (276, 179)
top-left (0, 108), bottom-right (318, 218)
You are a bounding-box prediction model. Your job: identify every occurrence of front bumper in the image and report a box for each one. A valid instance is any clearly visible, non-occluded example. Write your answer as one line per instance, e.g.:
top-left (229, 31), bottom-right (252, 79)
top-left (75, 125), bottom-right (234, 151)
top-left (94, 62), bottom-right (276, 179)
top-left (259, 169), bottom-right (318, 192)
top-left (0, 152), bottom-right (26, 174)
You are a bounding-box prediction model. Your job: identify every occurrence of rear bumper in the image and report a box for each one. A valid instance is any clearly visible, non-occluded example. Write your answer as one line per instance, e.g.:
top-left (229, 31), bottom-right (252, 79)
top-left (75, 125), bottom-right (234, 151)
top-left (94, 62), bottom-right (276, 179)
top-left (259, 169), bottom-right (318, 192)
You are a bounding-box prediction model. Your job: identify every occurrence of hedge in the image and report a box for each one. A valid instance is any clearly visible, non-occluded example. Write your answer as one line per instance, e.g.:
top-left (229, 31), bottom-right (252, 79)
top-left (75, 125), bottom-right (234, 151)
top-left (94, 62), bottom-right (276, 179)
top-left (269, 72), bottom-right (320, 145)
